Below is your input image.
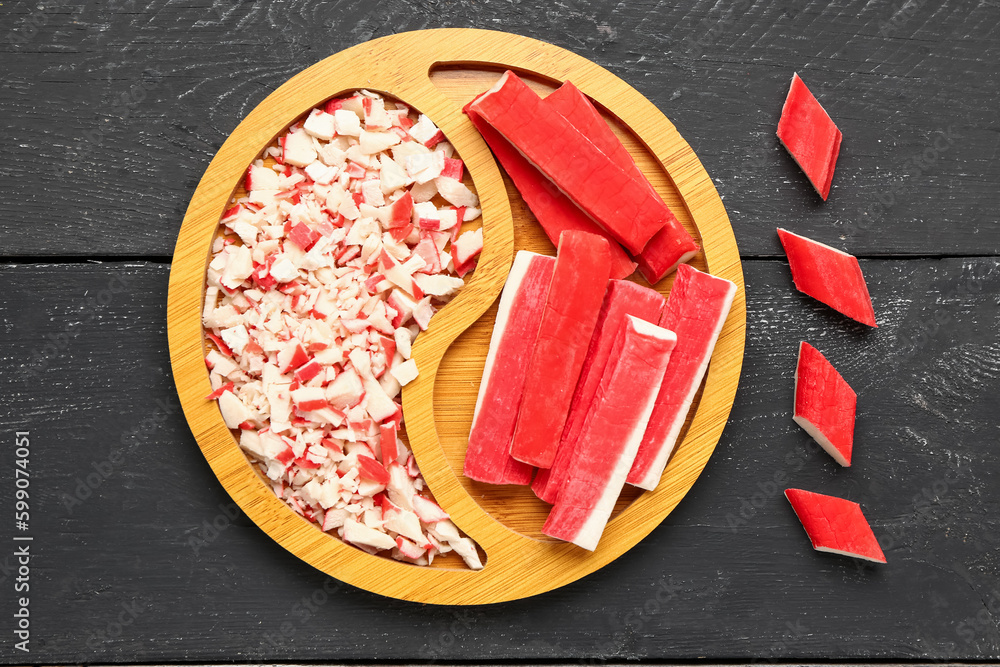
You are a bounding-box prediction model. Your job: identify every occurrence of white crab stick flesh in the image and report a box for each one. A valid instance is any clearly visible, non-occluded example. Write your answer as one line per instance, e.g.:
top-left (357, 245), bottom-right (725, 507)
top-left (627, 264), bottom-right (736, 490)
top-left (510, 231), bottom-right (612, 468)
top-left (463, 251), bottom-right (555, 485)
top-left (532, 279), bottom-right (665, 503)
top-left (542, 316), bottom-right (677, 550)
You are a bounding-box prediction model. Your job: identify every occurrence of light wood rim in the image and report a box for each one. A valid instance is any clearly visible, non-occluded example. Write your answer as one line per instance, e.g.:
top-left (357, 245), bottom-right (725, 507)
top-left (167, 28), bottom-right (746, 605)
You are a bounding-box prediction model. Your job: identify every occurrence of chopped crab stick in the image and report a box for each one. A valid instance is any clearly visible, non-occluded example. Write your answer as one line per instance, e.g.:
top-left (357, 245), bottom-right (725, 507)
top-left (776, 73), bottom-right (842, 200)
top-left (541, 82), bottom-right (699, 284)
top-left (777, 228), bottom-right (877, 327)
top-left (784, 489), bottom-right (886, 563)
top-left (543, 316), bottom-right (677, 550)
top-left (468, 71), bottom-right (669, 255)
top-left (628, 264), bottom-right (736, 490)
top-left (510, 231), bottom-right (612, 468)
top-left (794, 342), bottom-right (856, 467)
top-left (533, 280), bottom-right (665, 503)
top-left (463, 251), bottom-right (555, 485)
top-left (464, 105), bottom-right (637, 280)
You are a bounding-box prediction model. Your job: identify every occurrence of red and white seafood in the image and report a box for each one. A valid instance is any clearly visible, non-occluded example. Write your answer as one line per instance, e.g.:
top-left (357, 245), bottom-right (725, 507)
top-left (533, 279), bottom-right (665, 503)
top-left (777, 228), bottom-right (877, 327)
top-left (463, 251), bottom-right (554, 485)
top-left (628, 264), bottom-right (736, 490)
top-left (776, 73), bottom-right (842, 200)
top-left (542, 316), bottom-right (677, 550)
top-left (203, 90), bottom-right (483, 569)
top-left (793, 341), bottom-right (856, 467)
top-left (509, 231), bottom-right (612, 468)
top-left (784, 489), bottom-right (886, 563)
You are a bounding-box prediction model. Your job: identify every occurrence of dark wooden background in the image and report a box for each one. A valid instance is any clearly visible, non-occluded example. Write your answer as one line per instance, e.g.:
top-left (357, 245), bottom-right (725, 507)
top-left (1, 0), bottom-right (998, 663)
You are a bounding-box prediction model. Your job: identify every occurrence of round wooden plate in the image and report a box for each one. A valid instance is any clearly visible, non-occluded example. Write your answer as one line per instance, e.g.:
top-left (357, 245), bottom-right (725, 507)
top-left (167, 28), bottom-right (745, 605)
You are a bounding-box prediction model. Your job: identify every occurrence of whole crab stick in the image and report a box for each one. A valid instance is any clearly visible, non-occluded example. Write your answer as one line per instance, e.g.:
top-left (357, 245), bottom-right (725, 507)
top-left (776, 73), bottom-right (842, 200)
top-left (777, 228), bottom-right (877, 327)
top-left (543, 316), bottom-right (677, 550)
top-left (468, 71), bottom-right (669, 255)
top-left (541, 82), bottom-right (700, 284)
top-left (628, 264), bottom-right (736, 490)
top-left (533, 280), bottom-right (666, 503)
top-left (794, 341), bottom-right (856, 467)
top-left (785, 489), bottom-right (886, 563)
top-left (463, 251), bottom-right (554, 485)
top-left (510, 231), bottom-right (612, 468)
top-left (463, 104), bottom-right (637, 280)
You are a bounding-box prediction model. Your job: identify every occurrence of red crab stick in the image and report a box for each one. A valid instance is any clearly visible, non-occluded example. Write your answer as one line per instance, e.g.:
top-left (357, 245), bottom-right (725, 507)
top-left (794, 342), bottom-right (856, 467)
top-left (510, 231), bottom-right (612, 468)
top-left (776, 73), bottom-right (842, 200)
top-left (533, 280), bottom-right (666, 503)
top-left (777, 228), bottom-right (877, 327)
top-left (463, 105), bottom-right (637, 280)
top-left (542, 82), bottom-right (700, 284)
top-left (785, 489), bottom-right (886, 563)
top-left (628, 264), bottom-right (736, 490)
top-left (468, 71), bottom-right (668, 255)
top-left (543, 316), bottom-right (677, 550)
top-left (463, 251), bottom-right (554, 485)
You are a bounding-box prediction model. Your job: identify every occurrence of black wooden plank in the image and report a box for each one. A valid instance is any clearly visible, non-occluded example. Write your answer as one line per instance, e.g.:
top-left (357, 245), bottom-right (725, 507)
top-left (0, 257), bottom-right (998, 664)
top-left (0, 1), bottom-right (998, 258)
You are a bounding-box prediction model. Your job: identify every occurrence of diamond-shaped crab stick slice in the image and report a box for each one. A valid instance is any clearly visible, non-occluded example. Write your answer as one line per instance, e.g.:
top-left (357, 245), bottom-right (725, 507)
top-left (628, 264), bottom-right (736, 490)
top-left (468, 71), bottom-right (669, 255)
top-left (510, 231), bottom-right (612, 468)
top-left (784, 489), bottom-right (886, 563)
top-left (541, 81), bottom-right (699, 284)
top-left (794, 342), bottom-right (856, 467)
top-left (777, 228), bottom-right (877, 327)
top-left (776, 73), bottom-right (842, 200)
top-left (463, 251), bottom-right (555, 485)
top-left (543, 316), bottom-right (677, 550)
top-left (533, 280), bottom-right (665, 503)
top-left (464, 104), bottom-right (637, 280)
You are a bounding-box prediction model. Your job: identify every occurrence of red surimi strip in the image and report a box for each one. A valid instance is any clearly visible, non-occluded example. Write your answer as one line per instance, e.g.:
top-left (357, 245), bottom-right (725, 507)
top-left (541, 82), bottom-right (700, 284)
top-left (463, 251), bottom-right (554, 485)
top-left (777, 228), bottom-right (877, 327)
top-left (627, 264), bottom-right (736, 490)
top-left (776, 73), bottom-right (842, 201)
top-left (468, 71), bottom-right (668, 255)
top-left (794, 341), bottom-right (856, 467)
top-left (785, 489), bottom-right (886, 563)
top-left (510, 231), bottom-right (612, 468)
top-left (542, 316), bottom-right (677, 550)
top-left (533, 280), bottom-right (666, 503)
top-left (463, 105), bottom-right (637, 280)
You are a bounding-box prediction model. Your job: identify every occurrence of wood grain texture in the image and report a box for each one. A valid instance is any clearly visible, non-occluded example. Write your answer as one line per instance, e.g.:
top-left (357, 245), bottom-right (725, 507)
top-left (2, 257), bottom-right (998, 662)
top-left (0, 0), bottom-right (997, 258)
top-left (167, 29), bottom-right (745, 605)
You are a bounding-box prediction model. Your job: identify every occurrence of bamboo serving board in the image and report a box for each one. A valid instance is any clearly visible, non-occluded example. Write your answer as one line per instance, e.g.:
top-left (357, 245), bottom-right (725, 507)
top-left (167, 28), bottom-right (746, 605)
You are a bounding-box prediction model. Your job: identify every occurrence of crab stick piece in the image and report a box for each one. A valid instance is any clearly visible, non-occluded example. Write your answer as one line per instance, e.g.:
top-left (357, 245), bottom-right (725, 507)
top-left (541, 82), bottom-right (699, 283)
top-left (794, 342), bottom-right (856, 467)
top-left (777, 228), bottom-right (877, 327)
top-left (468, 71), bottom-right (670, 255)
top-left (776, 73), bottom-right (842, 200)
top-left (628, 264), bottom-right (736, 490)
top-left (785, 489), bottom-right (886, 563)
top-left (533, 280), bottom-right (665, 503)
top-left (463, 252), bottom-right (555, 485)
top-left (543, 316), bottom-right (677, 550)
top-left (510, 231), bottom-right (612, 468)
